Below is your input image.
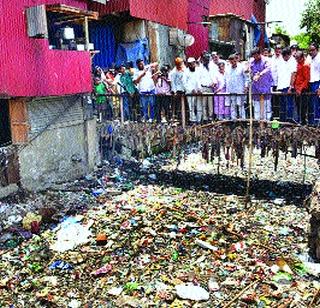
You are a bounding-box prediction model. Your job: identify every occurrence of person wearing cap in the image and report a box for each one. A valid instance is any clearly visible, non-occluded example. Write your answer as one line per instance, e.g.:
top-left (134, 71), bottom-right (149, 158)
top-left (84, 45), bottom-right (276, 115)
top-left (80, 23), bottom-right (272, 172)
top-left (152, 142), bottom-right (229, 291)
top-left (225, 54), bottom-right (249, 120)
top-left (169, 57), bottom-right (186, 119)
top-left (209, 52), bottom-right (220, 76)
top-left (277, 47), bottom-right (297, 122)
top-left (133, 59), bottom-right (158, 121)
top-left (184, 57), bottom-right (202, 123)
top-left (309, 42), bottom-right (320, 125)
top-left (199, 53), bottom-right (217, 122)
top-left (250, 47), bottom-right (273, 121)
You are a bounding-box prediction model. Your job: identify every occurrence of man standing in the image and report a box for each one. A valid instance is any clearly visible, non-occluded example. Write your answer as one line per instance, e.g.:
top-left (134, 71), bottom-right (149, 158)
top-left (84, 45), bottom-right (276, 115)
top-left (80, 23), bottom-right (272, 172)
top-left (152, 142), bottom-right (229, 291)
top-left (184, 57), bottom-right (202, 123)
top-left (119, 64), bottom-right (137, 121)
top-left (154, 66), bottom-right (171, 122)
top-left (294, 51), bottom-right (310, 125)
top-left (170, 58), bottom-right (186, 119)
top-left (250, 48), bottom-right (273, 120)
top-left (277, 47), bottom-right (297, 122)
top-left (213, 62), bottom-right (228, 120)
top-left (225, 54), bottom-right (248, 120)
top-left (309, 43), bottom-right (320, 125)
top-left (271, 45), bottom-right (282, 91)
top-left (134, 59), bottom-right (157, 121)
top-left (199, 53), bottom-right (216, 122)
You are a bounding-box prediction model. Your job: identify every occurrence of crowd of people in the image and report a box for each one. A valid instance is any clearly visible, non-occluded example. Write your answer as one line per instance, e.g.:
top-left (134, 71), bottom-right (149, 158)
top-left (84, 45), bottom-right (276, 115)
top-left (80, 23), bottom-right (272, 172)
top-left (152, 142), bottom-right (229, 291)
top-left (93, 43), bottom-right (320, 126)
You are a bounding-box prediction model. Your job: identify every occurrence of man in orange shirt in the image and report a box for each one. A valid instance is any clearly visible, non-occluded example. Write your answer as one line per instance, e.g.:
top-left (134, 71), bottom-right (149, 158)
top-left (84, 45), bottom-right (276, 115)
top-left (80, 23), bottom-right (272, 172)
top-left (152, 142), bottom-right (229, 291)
top-left (293, 51), bottom-right (310, 124)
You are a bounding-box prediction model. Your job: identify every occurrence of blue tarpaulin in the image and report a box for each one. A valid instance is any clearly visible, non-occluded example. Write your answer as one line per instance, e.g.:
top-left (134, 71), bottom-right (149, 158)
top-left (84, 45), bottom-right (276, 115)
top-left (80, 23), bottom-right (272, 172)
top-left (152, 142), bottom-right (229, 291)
top-left (250, 15), bottom-right (261, 47)
top-left (90, 23), bottom-right (116, 69)
top-left (115, 38), bottom-right (150, 67)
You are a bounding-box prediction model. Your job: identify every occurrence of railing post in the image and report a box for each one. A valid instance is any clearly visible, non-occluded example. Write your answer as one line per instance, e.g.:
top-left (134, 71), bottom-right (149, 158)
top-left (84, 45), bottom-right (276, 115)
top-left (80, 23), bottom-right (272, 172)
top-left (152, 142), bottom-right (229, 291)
top-left (181, 94), bottom-right (186, 128)
top-left (120, 95), bottom-right (124, 124)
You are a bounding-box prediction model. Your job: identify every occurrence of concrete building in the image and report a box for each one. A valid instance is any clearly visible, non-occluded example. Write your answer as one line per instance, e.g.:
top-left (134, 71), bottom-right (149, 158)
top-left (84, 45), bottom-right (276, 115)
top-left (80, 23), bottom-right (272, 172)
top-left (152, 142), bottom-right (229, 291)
top-left (0, 0), bottom-right (102, 196)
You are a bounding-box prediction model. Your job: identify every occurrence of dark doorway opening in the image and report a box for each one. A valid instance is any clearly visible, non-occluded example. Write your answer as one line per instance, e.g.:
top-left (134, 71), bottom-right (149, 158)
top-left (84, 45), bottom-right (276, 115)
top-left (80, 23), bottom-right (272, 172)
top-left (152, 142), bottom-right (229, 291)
top-left (0, 100), bottom-right (12, 147)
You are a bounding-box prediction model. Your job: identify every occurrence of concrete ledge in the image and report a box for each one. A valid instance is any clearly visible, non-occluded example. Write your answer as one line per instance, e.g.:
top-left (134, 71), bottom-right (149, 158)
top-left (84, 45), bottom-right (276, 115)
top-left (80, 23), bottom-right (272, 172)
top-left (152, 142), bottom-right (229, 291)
top-left (0, 184), bottom-right (19, 199)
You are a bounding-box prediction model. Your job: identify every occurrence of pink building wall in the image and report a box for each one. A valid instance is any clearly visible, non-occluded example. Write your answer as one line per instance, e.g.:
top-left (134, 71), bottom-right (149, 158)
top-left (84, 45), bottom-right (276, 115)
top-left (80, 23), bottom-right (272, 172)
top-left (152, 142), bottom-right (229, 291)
top-left (210, 0), bottom-right (266, 22)
top-left (90, 0), bottom-right (189, 30)
top-left (187, 0), bottom-right (211, 58)
top-left (0, 0), bottom-right (92, 98)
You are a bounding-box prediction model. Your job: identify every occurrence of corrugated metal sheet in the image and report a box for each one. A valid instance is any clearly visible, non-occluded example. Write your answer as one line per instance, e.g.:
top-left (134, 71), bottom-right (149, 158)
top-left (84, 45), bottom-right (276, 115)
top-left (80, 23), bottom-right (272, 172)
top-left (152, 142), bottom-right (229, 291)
top-left (0, 0), bottom-right (92, 97)
top-left (130, 0), bottom-right (189, 30)
top-left (89, 0), bottom-right (130, 15)
top-left (90, 0), bottom-right (188, 30)
top-left (187, 0), bottom-right (210, 58)
top-left (210, 0), bottom-right (266, 22)
top-left (28, 96), bottom-right (84, 136)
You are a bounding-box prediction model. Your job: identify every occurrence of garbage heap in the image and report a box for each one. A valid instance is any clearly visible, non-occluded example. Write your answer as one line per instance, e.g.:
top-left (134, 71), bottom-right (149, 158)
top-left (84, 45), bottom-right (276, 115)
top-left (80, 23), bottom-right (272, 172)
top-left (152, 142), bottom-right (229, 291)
top-left (1, 183), bottom-right (320, 307)
top-left (308, 182), bottom-right (320, 262)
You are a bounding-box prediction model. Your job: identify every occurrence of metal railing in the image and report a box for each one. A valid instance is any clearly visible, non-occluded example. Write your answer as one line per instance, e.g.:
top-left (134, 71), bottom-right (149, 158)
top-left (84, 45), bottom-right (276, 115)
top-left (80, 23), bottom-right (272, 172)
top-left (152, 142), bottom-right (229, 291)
top-left (93, 92), bottom-right (320, 127)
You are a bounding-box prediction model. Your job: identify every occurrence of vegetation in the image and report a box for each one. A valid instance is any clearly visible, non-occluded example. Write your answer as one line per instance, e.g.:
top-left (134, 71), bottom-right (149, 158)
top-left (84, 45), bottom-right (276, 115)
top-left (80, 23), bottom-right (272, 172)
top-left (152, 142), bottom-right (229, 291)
top-left (300, 0), bottom-right (320, 45)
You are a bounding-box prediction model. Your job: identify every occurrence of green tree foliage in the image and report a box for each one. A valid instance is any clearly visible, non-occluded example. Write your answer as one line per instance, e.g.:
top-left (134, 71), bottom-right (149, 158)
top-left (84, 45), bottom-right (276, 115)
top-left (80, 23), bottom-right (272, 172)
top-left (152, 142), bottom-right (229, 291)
top-left (292, 33), bottom-right (312, 50)
top-left (274, 25), bottom-right (288, 36)
top-left (301, 0), bottom-right (320, 44)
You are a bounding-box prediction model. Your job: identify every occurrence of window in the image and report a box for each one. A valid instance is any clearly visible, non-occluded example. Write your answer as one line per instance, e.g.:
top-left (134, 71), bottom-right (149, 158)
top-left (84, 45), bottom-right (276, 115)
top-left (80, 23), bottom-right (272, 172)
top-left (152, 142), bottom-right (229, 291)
top-left (26, 4), bottom-right (99, 51)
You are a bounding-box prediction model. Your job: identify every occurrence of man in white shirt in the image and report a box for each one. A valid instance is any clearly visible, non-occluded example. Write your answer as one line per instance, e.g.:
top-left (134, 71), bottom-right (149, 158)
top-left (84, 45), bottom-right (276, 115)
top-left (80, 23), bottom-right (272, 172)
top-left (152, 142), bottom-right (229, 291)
top-left (184, 57), bottom-right (202, 123)
top-left (134, 59), bottom-right (157, 121)
top-left (271, 45), bottom-right (282, 90)
top-left (169, 57), bottom-right (186, 119)
top-left (199, 53), bottom-right (216, 121)
top-left (277, 47), bottom-right (297, 122)
top-left (309, 43), bottom-right (320, 125)
top-left (225, 54), bottom-right (248, 120)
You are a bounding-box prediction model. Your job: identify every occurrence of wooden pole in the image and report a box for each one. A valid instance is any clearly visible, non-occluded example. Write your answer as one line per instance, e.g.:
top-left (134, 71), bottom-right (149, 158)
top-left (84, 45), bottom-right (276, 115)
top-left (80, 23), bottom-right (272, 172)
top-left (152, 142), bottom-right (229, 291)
top-left (246, 78), bottom-right (254, 200)
top-left (84, 16), bottom-right (89, 51)
top-left (181, 95), bottom-right (186, 128)
top-left (120, 96), bottom-right (124, 124)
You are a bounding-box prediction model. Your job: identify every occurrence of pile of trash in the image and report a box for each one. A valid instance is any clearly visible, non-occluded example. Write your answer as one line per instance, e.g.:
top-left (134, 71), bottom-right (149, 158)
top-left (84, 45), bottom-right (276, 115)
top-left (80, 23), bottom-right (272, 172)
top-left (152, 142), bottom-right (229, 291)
top-left (1, 183), bottom-right (320, 306)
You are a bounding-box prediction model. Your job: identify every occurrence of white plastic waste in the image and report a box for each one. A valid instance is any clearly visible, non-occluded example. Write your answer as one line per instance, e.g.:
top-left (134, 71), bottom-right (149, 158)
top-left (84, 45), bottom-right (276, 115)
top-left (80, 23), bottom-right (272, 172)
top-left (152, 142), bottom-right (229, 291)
top-left (50, 216), bottom-right (92, 252)
top-left (176, 283), bottom-right (210, 301)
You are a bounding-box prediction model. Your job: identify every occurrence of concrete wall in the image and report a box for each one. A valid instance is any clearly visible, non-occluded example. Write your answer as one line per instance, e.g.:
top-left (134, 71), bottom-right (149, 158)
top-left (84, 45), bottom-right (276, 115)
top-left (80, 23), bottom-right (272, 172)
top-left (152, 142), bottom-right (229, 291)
top-left (147, 21), bottom-right (185, 65)
top-left (18, 95), bottom-right (98, 191)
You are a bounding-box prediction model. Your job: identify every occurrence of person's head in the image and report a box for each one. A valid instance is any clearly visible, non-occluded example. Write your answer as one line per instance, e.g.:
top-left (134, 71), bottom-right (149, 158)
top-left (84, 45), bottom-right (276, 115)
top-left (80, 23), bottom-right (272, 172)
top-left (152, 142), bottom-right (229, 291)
top-left (251, 47), bottom-right (261, 61)
top-left (211, 51), bottom-right (219, 64)
top-left (309, 42), bottom-right (318, 59)
top-left (295, 50), bottom-right (305, 64)
top-left (282, 47), bottom-right (291, 61)
top-left (290, 44), bottom-right (298, 56)
top-left (94, 77), bottom-right (101, 85)
top-left (218, 62), bottom-right (225, 73)
top-left (175, 57), bottom-right (184, 69)
top-left (275, 45), bottom-right (282, 57)
top-left (228, 54), bottom-right (237, 68)
top-left (235, 52), bottom-right (241, 62)
top-left (202, 53), bottom-right (211, 66)
top-left (187, 57), bottom-right (196, 71)
top-left (126, 61), bottom-right (134, 69)
top-left (136, 59), bottom-right (145, 70)
top-left (160, 66), bottom-right (169, 76)
top-left (119, 64), bottom-right (126, 74)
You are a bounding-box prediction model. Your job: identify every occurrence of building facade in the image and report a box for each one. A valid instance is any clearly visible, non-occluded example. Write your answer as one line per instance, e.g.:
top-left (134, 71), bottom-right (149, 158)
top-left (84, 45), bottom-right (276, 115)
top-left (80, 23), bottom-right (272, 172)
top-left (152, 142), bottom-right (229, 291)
top-left (0, 0), bottom-right (100, 195)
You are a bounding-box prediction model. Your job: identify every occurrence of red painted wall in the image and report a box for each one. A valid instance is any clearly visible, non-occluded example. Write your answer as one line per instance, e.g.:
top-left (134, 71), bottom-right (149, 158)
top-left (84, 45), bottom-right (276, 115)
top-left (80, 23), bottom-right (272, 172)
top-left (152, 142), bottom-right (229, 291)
top-left (210, 0), bottom-right (265, 22)
top-left (0, 0), bottom-right (92, 98)
top-left (90, 0), bottom-right (189, 30)
top-left (89, 0), bottom-right (130, 16)
top-left (187, 0), bottom-right (211, 58)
